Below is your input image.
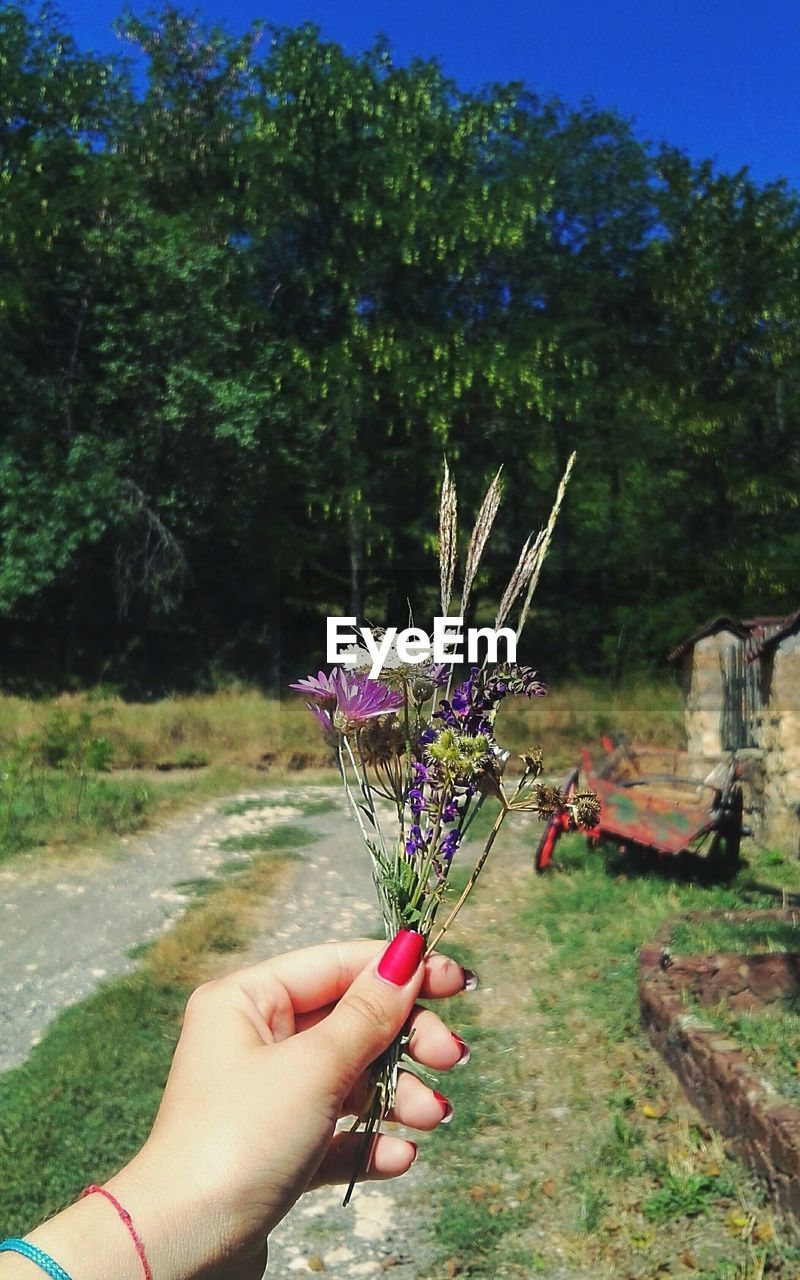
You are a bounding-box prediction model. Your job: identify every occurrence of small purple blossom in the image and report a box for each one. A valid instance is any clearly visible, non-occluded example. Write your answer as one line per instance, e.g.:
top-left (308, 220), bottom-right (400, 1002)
top-left (440, 829), bottom-right (461, 863)
top-left (441, 797), bottom-right (461, 823)
top-left (427, 663), bottom-right (450, 687)
top-left (408, 787), bottom-right (426, 816)
top-left (290, 669), bottom-right (340, 708)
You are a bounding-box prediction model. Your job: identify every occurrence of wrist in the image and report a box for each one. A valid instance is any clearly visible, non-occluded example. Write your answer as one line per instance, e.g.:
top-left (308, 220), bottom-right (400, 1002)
top-left (103, 1147), bottom-right (226, 1280)
top-left (105, 1145), bottom-right (267, 1280)
top-left (0, 1147), bottom-right (250, 1280)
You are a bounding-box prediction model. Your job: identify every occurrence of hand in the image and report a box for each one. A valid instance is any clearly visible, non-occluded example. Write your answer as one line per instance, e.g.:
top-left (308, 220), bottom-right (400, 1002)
top-left (103, 936), bottom-right (470, 1280)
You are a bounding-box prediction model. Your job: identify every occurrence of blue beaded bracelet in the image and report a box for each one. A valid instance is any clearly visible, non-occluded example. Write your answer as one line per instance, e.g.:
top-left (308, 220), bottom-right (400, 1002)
top-left (0, 1239), bottom-right (72, 1280)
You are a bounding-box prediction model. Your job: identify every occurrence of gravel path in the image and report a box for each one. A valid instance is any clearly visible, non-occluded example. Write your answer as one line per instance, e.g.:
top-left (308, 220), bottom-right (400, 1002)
top-left (0, 785), bottom-right (439, 1278)
top-left (0, 787), bottom-right (324, 1072)
top-left (241, 800), bottom-right (437, 1280)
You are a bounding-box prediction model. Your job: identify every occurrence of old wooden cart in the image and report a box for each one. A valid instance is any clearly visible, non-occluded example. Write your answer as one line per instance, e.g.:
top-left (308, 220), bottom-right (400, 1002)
top-left (535, 739), bottom-right (746, 874)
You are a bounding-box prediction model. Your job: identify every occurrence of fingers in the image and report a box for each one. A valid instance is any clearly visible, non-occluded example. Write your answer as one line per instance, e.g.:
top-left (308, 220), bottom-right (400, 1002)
top-left (309, 1131), bottom-right (418, 1190)
top-left (305, 932), bottom-right (427, 1092)
top-left (182, 940), bottom-right (474, 1060)
top-left (404, 1006), bottom-right (466, 1071)
top-left (388, 1070), bottom-right (453, 1130)
top-left (341, 1004), bottom-right (466, 1123)
top-left (230, 939), bottom-right (469, 1021)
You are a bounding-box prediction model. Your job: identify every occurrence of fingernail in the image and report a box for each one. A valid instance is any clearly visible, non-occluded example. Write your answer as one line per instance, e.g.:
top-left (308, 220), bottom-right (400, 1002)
top-left (433, 1091), bottom-right (454, 1124)
top-left (377, 929), bottom-right (425, 986)
top-left (462, 968), bottom-right (479, 992)
top-left (408, 1141), bottom-right (419, 1164)
top-left (453, 1034), bottom-right (470, 1065)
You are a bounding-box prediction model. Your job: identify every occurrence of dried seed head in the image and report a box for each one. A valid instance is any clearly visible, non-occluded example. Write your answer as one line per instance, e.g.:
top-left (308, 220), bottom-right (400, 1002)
top-left (515, 452), bottom-right (576, 640)
top-left (461, 466), bottom-right (503, 619)
top-left (568, 789), bottom-right (601, 829)
top-left (520, 746), bottom-right (544, 778)
top-left (438, 460), bottom-right (458, 615)
top-left (531, 783), bottom-right (565, 818)
top-left (495, 530), bottom-right (544, 628)
top-left (358, 716), bottom-right (407, 767)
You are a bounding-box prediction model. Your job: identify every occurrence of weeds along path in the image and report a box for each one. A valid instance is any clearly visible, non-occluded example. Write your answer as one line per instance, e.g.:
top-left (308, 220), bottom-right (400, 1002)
top-left (0, 785), bottom-right (440, 1278)
top-left (0, 784), bottom-right (334, 1073)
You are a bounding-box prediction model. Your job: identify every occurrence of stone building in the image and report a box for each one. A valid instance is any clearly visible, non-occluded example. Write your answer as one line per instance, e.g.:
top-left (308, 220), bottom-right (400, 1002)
top-left (667, 613), bottom-right (799, 853)
top-left (756, 612), bottom-right (800, 853)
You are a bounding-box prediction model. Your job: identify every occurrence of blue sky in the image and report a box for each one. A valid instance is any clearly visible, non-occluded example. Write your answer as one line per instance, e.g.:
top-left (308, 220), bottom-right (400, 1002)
top-left (67, 0), bottom-right (800, 190)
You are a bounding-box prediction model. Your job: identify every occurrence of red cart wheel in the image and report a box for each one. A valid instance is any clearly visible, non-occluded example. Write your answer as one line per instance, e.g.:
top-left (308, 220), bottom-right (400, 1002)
top-left (535, 768), bottom-right (579, 873)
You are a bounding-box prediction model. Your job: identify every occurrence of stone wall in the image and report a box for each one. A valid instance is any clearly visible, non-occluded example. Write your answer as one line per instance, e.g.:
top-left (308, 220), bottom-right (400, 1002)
top-left (761, 634), bottom-right (800, 854)
top-left (640, 911), bottom-right (800, 1233)
top-left (684, 631), bottom-right (742, 757)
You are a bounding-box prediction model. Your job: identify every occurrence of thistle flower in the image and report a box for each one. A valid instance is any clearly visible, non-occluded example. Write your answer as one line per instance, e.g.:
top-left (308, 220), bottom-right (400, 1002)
top-left (426, 727), bottom-right (492, 782)
top-left (290, 669), bottom-right (340, 707)
top-left (308, 703), bottom-right (335, 737)
top-left (331, 670), bottom-right (404, 732)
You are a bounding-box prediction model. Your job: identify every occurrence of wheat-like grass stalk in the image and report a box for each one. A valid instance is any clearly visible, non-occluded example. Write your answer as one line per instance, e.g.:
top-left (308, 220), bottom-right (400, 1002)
top-left (515, 451), bottom-right (576, 639)
top-left (460, 465), bottom-right (504, 621)
top-left (494, 530), bottom-right (542, 628)
top-left (438, 460), bottom-right (458, 615)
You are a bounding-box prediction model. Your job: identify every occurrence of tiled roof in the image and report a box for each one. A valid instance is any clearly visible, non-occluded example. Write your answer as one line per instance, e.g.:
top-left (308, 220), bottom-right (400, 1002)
top-left (667, 617), bottom-right (750, 664)
top-left (667, 613), bottom-right (798, 664)
top-left (750, 610), bottom-right (800, 659)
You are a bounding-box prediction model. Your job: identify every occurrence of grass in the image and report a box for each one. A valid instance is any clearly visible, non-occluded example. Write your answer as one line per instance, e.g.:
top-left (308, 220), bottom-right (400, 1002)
top-left (670, 914), bottom-right (800, 955)
top-left (216, 795), bottom-right (338, 819)
top-left (0, 821), bottom-right (302, 1234)
top-left (0, 677), bottom-right (682, 862)
top-left (419, 829), bottom-right (800, 1279)
top-left (496, 675), bottom-right (683, 770)
top-left (690, 997), bottom-right (800, 1107)
top-left (219, 824), bottom-right (320, 854)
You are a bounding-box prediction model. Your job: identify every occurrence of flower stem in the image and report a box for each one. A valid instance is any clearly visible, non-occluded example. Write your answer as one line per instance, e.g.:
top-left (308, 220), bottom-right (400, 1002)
top-left (425, 801), bottom-right (509, 954)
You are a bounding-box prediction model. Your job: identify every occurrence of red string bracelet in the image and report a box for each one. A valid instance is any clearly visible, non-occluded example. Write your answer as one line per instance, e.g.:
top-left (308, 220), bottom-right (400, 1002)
top-left (80, 1185), bottom-right (153, 1280)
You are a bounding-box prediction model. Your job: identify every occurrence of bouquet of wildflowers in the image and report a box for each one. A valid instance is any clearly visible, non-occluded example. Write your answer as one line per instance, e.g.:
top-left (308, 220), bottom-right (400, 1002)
top-left (291, 456), bottom-right (599, 1201)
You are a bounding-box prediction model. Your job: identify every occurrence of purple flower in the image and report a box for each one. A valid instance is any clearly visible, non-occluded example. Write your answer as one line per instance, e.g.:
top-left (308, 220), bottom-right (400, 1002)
top-left (441, 797), bottom-right (461, 823)
top-left (290, 669), bottom-right (340, 708)
top-left (440, 829), bottom-right (461, 863)
top-left (427, 663), bottom-right (450, 687)
top-left (331, 670), bottom-right (404, 727)
top-left (408, 787), bottom-right (426, 815)
top-left (308, 703), bottom-right (334, 735)
top-left (405, 823), bottom-right (428, 859)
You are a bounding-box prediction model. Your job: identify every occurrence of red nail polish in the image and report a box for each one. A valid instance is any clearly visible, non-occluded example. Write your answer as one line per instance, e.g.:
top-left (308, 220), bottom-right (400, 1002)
top-left (377, 929), bottom-right (425, 986)
top-left (433, 1091), bottom-right (454, 1124)
top-left (453, 1034), bottom-right (470, 1065)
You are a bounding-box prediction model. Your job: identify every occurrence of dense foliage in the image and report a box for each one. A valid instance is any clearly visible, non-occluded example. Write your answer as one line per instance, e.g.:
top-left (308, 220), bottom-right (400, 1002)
top-left (1, 4), bottom-right (798, 691)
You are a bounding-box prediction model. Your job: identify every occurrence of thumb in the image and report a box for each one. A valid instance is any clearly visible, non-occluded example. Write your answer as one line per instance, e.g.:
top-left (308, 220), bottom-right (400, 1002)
top-left (309, 930), bottom-right (426, 1094)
